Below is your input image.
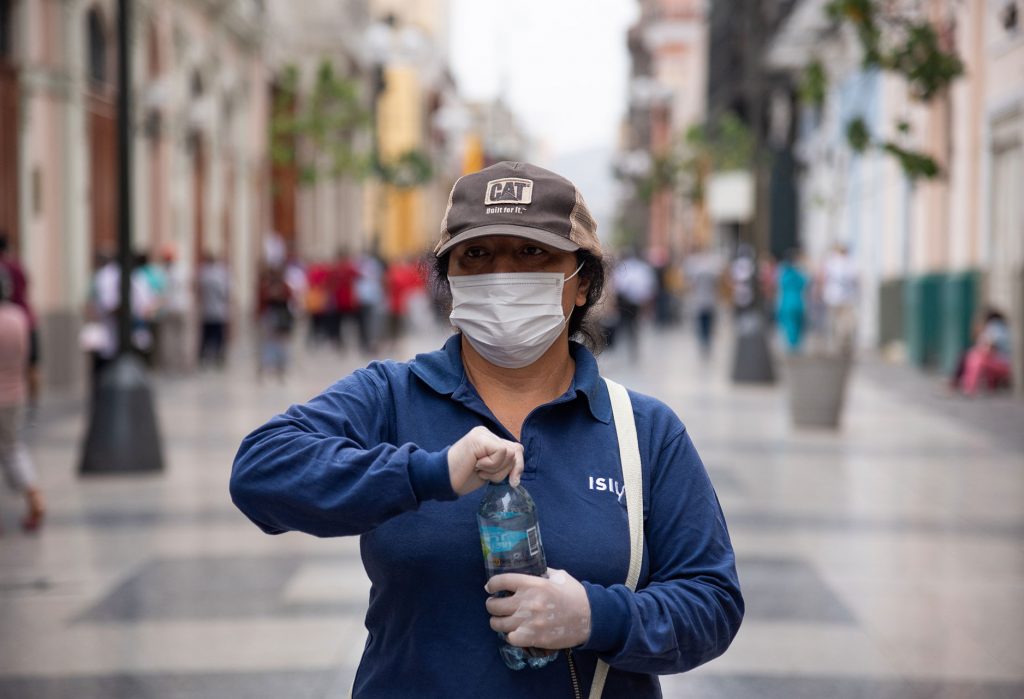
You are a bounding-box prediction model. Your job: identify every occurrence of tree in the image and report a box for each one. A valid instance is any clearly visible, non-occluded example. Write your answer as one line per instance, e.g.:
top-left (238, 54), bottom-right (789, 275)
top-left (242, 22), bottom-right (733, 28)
top-left (801, 0), bottom-right (964, 181)
top-left (270, 61), bottom-right (373, 185)
top-left (628, 112), bottom-right (755, 205)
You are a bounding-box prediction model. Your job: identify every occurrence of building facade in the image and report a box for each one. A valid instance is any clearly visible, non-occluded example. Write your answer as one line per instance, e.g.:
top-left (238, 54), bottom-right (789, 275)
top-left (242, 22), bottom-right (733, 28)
top-left (3, 0), bottom-right (267, 388)
top-left (767, 0), bottom-right (1024, 393)
top-left (618, 0), bottom-right (709, 258)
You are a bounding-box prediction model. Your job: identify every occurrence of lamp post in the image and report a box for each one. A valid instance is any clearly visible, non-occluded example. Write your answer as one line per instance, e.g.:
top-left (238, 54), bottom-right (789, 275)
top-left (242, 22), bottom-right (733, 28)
top-left (80, 0), bottom-right (164, 474)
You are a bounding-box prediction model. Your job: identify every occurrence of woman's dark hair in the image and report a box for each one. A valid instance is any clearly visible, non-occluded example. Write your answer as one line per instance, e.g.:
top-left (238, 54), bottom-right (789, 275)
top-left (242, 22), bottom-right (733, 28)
top-left (424, 248), bottom-right (609, 354)
top-left (984, 307), bottom-right (1006, 324)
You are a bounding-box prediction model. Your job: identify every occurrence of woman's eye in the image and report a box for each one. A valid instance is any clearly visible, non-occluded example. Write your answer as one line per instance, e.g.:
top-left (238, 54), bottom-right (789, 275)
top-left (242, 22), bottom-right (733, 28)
top-left (521, 246), bottom-right (545, 256)
top-left (463, 247), bottom-right (488, 259)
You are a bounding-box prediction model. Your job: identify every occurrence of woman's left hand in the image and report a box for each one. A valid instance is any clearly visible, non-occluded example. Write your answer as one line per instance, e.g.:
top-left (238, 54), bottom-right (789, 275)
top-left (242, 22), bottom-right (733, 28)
top-left (485, 568), bottom-right (592, 650)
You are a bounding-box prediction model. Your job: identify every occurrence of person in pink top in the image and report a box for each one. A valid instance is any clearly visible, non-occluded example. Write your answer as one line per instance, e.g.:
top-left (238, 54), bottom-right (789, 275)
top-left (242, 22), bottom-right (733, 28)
top-left (0, 269), bottom-right (44, 533)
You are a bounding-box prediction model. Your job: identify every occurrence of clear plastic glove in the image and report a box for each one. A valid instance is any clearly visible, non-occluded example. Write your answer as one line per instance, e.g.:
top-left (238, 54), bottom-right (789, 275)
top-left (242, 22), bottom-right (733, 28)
top-left (484, 568), bottom-right (592, 650)
top-left (447, 426), bottom-right (525, 496)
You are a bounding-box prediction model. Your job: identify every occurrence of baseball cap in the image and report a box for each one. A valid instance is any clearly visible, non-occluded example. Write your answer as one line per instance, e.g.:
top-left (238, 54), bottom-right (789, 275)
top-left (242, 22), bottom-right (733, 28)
top-left (434, 161), bottom-right (602, 258)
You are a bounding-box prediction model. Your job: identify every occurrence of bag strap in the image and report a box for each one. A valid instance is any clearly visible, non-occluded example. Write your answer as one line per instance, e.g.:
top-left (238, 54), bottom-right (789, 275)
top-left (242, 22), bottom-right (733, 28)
top-left (589, 378), bottom-right (645, 699)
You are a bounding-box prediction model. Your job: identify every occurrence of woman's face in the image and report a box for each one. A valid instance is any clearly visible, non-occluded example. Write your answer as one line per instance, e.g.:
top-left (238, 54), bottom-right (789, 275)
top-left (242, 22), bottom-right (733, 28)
top-left (448, 235), bottom-right (590, 315)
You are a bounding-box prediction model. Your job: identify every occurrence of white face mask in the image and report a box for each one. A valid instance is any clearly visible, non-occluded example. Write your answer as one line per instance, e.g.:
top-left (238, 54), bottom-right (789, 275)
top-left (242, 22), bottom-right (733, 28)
top-left (449, 264), bottom-right (583, 369)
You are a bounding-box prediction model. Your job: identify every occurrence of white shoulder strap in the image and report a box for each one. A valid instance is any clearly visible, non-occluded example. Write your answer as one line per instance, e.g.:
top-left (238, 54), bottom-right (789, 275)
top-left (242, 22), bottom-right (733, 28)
top-left (589, 378), bottom-right (644, 699)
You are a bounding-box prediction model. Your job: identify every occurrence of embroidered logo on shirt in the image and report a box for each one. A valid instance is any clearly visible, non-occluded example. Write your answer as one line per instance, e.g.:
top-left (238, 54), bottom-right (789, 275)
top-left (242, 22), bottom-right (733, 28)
top-left (588, 475), bottom-right (625, 503)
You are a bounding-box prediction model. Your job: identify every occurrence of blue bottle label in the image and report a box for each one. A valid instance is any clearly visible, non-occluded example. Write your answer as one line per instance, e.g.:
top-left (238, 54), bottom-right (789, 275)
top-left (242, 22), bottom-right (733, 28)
top-left (480, 525), bottom-right (539, 556)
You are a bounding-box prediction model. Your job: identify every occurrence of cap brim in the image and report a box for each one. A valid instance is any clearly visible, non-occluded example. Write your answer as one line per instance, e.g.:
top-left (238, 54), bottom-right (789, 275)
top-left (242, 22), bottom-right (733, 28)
top-left (434, 224), bottom-right (580, 257)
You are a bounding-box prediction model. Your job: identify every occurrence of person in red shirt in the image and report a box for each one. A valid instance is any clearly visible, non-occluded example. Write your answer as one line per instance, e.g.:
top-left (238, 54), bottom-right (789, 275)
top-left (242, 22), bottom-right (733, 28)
top-left (332, 249), bottom-right (360, 350)
top-left (385, 257), bottom-right (426, 344)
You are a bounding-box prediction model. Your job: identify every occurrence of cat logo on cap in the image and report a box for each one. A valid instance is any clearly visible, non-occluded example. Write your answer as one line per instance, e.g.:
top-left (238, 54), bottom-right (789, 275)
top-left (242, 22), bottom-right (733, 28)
top-left (484, 178), bottom-right (533, 206)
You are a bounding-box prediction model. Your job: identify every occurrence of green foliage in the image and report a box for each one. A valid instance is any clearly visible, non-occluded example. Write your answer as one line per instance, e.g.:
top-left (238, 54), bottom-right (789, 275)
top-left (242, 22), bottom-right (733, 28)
top-left (270, 60), bottom-right (373, 185)
top-left (818, 1), bottom-right (960, 180)
top-left (885, 22), bottom-right (963, 100)
top-left (880, 142), bottom-right (940, 180)
top-left (379, 149), bottom-right (434, 188)
top-left (630, 112), bottom-right (756, 204)
top-left (825, 0), bottom-right (963, 98)
top-left (845, 117), bottom-right (872, 153)
top-left (800, 60), bottom-right (828, 109)
top-left (841, 117), bottom-right (941, 181)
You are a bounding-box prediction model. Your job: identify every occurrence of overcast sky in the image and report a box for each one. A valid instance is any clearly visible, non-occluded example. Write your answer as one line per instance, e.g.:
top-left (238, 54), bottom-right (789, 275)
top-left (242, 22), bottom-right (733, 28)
top-left (448, 0), bottom-right (638, 161)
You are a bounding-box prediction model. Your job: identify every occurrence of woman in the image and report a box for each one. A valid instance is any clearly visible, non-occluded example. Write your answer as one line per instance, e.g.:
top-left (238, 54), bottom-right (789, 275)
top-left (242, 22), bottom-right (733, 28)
top-left (0, 269), bottom-right (44, 533)
top-left (776, 248), bottom-right (808, 353)
top-left (959, 308), bottom-right (1012, 395)
top-left (231, 162), bottom-right (743, 697)
top-left (256, 264), bottom-right (294, 381)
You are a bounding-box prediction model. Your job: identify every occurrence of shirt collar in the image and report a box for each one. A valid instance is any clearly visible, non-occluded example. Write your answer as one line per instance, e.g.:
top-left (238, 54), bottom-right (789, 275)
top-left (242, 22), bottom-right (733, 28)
top-left (410, 334), bottom-right (612, 424)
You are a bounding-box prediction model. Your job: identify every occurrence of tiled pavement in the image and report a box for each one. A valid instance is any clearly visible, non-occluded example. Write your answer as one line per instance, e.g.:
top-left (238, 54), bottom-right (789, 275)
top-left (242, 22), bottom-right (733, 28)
top-left (0, 321), bottom-right (1021, 698)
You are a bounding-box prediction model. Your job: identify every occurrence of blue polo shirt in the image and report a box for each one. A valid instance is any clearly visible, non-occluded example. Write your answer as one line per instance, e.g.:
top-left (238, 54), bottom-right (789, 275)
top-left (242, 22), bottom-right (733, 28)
top-left (231, 336), bottom-right (742, 698)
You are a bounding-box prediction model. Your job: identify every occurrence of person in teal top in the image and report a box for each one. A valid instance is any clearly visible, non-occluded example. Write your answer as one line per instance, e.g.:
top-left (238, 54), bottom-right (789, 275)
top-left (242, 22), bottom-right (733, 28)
top-left (776, 249), bottom-right (809, 352)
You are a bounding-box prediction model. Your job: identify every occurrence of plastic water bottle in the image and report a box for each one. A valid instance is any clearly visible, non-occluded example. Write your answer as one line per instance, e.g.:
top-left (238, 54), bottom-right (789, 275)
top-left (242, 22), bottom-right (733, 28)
top-left (478, 479), bottom-right (558, 670)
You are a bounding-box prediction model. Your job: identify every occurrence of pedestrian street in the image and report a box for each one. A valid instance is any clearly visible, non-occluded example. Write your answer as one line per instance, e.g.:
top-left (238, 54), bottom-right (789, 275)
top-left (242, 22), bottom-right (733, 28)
top-left (1, 322), bottom-right (1021, 698)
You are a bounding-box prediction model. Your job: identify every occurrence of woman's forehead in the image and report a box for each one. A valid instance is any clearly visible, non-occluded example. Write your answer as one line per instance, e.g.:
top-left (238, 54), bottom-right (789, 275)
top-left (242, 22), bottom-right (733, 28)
top-left (452, 235), bottom-right (569, 254)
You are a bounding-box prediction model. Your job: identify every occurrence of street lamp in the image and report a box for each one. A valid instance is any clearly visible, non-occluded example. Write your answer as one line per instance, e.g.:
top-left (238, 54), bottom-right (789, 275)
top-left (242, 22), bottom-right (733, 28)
top-left (80, 0), bottom-right (164, 474)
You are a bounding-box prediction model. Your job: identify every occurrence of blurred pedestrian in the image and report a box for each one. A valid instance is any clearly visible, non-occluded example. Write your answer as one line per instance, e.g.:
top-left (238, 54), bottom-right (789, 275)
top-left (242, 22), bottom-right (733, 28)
top-left (775, 249), bottom-right (809, 353)
top-left (684, 246), bottom-right (723, 359)
top-left (304, 261), bottom-right (333, 347)
top-left (133, 251), bottom-right (165, 365)
top-left (354, 249), bottom-right (385, 355)
top-left (759, 254), bottom-right (778, 323)
top-left (385, 256), bottom-right (425, 345)
top-left (157, 243), bottom-right (192, 373)
top-left (332, 249), bottom-right (360, 349)
top-left (0, 232), bottom-right (40, 414)
top-left (613, 249), bottom-right (656, 360)
top-left (197, 253), bottom-right (230, 368)
top-left (729, 244), bottom-right (757, 315)
top-left (81, 253), bottom-right (117, 389)
top-left (256, 265), bottom-right (293, 381)
top-left (652, 257), bottom-right (682, 327)
top-left (958, 308), bottom-right (1012, 395)
top-left (0, 269), bottom-right (44, 534)
top-left (821, 244), bottom-right (859, 352)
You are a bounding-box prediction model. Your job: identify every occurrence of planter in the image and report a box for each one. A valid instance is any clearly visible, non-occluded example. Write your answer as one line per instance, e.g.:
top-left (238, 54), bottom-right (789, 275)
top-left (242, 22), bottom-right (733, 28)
top-left (786, 353), bottom-right (852, 429)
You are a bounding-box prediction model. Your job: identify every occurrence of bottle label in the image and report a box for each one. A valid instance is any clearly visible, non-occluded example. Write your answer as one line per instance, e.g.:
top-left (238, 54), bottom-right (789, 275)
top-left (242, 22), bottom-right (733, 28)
top-left (480, 525), bottom-right (533, 555)
top-left (479, 523), bottom-right (544, 576)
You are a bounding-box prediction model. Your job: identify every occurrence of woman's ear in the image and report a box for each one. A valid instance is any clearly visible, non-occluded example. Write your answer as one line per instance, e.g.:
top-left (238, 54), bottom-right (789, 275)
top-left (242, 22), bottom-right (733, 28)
top-left (574, 273), bottom-right (591, 306)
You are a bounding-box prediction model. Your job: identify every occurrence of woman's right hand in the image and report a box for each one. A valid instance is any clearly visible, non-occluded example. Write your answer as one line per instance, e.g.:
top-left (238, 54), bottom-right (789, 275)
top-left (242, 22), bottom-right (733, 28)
top-left (447, 426), bottom-right (524, 496)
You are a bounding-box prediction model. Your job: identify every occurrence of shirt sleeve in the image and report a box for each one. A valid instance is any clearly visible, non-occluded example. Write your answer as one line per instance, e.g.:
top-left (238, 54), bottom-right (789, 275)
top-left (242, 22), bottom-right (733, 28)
top-left (229, 364), bottom-right (457, 538)
top-left (578, 428), bottom-right (744, 674)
